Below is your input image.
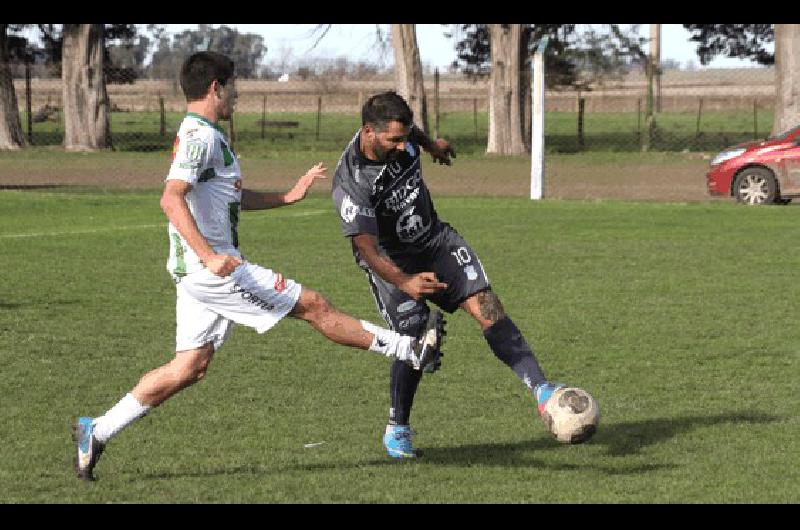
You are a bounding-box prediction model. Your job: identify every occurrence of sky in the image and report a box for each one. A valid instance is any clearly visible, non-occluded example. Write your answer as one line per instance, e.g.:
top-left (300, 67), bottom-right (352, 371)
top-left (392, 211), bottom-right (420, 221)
top-left (20, 24), bottom-right (771, 70)
top-left (154, 24), bottom-right (771, 71)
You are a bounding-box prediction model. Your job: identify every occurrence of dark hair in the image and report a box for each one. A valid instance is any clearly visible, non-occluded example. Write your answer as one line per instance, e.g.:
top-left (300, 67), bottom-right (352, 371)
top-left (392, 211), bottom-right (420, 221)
top-left (179, 52), bottom-right (235, 102)
top-left (361, 91), bottom-right (413, 130)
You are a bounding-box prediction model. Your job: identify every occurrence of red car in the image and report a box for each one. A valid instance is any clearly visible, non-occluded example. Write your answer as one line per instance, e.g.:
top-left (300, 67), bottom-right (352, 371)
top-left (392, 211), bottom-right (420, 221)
top-left (706, 125), bottom-right (800, 205)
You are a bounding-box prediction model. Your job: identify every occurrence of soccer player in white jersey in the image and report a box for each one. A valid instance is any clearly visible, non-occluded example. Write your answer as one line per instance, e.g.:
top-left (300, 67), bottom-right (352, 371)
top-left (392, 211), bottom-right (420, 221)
top-left (72, 52), bottom-right (444, 481)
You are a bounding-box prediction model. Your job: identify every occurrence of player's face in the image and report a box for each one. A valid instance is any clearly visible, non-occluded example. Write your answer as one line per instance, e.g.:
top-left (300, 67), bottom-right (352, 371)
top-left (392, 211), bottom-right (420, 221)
top-left (214, 79), bottom-right (238, 120)
top-left (365, 120), bottom-right (411, 163)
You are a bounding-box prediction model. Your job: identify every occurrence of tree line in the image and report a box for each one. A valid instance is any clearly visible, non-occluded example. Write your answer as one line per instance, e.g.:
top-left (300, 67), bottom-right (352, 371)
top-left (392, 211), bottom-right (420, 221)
top-left (0, 24), bottom-right (793, 153)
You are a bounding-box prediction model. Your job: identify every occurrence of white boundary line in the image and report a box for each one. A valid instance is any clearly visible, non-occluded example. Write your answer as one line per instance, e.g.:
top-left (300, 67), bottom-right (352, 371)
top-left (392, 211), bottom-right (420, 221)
top-left (0, 209), bottom-right (329, 239)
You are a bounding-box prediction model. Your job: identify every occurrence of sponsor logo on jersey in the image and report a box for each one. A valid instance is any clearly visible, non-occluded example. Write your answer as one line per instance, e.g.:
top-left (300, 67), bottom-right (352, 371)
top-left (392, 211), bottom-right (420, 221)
top-left (464, 265), bottom-right (479, 281)
top-left (340, 194), bottom-right (375, 223)
top-left (274, 273), bottom-right (286, 293)
top-left (396, 206), bottom-right (430, 243)
top-left (384, 168), bottom-right (422, 212)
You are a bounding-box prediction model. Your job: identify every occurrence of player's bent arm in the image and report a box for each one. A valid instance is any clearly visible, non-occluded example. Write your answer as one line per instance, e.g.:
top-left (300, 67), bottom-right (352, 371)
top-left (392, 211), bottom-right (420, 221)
top-left (240, 188), bottom-right (287, 211)
top-left (160, 180), bottom-right (240, 276)
top-left (410, 125), bottom-right (456, 165)
top-left (352, 234), bottom-right (447, 300)
top-left (241, 162), bottom-right (328, 211)
top-left (352, 233), bottom-right (412, 287)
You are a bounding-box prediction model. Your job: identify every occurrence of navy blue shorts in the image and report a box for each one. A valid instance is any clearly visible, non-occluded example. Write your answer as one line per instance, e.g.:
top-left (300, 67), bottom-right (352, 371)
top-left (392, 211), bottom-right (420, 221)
top-left (360, 224), bottom-right (490, 334)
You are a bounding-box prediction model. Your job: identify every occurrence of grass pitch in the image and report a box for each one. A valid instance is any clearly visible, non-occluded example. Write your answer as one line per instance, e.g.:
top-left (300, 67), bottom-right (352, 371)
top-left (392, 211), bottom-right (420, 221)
top-left (0, 190), bottom-right (798, 503)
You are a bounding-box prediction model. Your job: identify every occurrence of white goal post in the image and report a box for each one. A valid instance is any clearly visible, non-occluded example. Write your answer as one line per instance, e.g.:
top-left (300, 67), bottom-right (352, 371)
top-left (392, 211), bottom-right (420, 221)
top-left (530, 37), bottom-right (548, 200)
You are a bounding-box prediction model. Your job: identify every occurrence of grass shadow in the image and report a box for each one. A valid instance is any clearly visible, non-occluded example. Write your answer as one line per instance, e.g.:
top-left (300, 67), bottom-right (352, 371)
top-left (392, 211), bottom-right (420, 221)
top-left (596, 411), bottom-right (781, 457)
top-left (128, 411), bottom-right (781, 481)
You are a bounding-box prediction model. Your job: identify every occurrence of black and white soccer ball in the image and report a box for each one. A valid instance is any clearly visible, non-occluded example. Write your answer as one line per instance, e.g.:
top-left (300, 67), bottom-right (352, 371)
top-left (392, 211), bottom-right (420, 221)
top-left (542, 387), bottom-right (600, 444)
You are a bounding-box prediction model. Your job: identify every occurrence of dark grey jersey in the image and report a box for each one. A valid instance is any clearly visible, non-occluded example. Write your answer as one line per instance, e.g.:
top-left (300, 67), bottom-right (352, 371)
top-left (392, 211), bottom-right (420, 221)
top-left (332, 129), bottom-right (443, 260)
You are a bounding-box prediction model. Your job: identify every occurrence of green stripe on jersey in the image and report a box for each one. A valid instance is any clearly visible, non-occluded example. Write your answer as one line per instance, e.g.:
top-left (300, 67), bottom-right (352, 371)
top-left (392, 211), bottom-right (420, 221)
top-left (171, 232), bottom-right (187, 277)
top-left (220, 141), bottom-right (234, 166)
top-left (198, 167), bottom-right (216, 182)
top-left (185, 112), bottom-right (226, 135)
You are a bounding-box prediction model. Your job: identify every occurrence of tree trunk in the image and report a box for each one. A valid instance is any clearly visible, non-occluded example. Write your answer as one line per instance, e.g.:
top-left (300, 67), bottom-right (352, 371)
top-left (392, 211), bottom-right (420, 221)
top-left (391, 24), bottom-right (429, 133)
top-left (773, 24), bottom-right (800, 136)
top-left (62, 24), bottom-right (111, 151)
top-left (0, 24), bottom-right (24, 150)
top-left (487, 24), bottom-right (528, 155)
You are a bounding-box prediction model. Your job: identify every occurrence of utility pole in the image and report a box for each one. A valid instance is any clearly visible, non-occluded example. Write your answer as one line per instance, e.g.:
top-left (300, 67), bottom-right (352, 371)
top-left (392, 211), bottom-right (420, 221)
top-left (651, 24), bottom-right (662, 113)
top-left (642, 23), bottom-right (660, 151)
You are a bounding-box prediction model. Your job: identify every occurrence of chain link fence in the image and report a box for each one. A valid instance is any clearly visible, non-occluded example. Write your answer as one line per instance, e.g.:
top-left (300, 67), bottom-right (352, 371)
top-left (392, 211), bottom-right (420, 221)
top-left (1, 62), bottom-right (780, 199)
top-left (5, 63), bottom-right (777, 153)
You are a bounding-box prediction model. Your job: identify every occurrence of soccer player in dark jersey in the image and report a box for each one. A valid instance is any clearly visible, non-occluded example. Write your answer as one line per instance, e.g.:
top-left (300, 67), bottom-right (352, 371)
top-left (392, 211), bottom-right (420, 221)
top-left (331, 91), bottom-right (566, 458)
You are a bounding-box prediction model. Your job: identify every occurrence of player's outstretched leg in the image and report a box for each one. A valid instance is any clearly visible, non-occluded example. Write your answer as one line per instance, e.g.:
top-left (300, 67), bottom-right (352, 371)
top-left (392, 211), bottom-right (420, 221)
top-left (464, 290), bottom-right (565, 425)
top-left (290, 288), bottom-right (444, 369)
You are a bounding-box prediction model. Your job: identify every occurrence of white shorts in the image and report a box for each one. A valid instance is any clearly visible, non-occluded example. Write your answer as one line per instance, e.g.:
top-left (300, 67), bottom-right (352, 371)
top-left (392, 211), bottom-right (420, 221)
top-left (174, 261), bottom-right (302, 352)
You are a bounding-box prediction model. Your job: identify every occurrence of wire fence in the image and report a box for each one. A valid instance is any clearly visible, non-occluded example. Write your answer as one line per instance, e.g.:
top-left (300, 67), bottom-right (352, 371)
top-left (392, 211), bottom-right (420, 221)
top-left (4, 63), bottom-right (779, 155)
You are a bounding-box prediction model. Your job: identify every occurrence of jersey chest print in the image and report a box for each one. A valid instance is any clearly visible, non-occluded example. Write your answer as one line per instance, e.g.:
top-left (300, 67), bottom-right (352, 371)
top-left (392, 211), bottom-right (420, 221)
top-left (378, 158), bottom-right (432, 243)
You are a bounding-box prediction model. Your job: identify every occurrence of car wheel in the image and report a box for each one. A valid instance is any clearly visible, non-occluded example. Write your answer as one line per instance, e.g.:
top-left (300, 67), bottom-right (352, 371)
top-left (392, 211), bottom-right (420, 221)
top-left (733, 167), bottom-right (778, 205)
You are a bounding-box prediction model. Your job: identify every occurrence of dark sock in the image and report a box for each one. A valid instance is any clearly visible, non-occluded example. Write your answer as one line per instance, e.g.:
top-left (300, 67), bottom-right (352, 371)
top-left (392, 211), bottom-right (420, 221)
top-left (388, 359), bottom-right (423, 425)
top-left (483, 316), bottom-right (546, 391)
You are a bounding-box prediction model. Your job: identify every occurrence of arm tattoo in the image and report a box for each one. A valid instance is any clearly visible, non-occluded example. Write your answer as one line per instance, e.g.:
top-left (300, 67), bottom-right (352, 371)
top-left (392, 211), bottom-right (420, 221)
top-left (477, 290), bottom-right (506, 323)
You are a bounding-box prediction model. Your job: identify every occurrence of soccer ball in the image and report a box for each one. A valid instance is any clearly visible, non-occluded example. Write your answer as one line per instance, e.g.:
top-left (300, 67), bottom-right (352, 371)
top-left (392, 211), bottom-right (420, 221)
top-left (542, 387), bottom-right (600, 444)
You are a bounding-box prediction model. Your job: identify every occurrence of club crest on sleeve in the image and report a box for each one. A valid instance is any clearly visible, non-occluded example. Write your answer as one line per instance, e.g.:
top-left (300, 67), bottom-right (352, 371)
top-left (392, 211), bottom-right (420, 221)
top-left (185, 139), bottom-right (206, 162)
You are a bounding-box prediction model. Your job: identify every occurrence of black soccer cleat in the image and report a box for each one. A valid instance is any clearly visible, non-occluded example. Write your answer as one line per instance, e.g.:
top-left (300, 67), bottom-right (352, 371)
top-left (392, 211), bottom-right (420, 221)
top-left (72, 417), bottom-right (105, 482)
top-left (414, 310), bottom-right (446, 372)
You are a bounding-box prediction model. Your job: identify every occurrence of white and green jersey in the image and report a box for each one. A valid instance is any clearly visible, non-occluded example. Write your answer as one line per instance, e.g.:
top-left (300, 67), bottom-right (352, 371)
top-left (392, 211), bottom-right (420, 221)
top-left (166, 113), bottom-right (243, 277)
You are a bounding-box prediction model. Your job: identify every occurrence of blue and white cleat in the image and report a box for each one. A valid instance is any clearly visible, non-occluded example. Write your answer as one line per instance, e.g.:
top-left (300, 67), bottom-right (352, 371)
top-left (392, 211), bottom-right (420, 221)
top-left (534, 381), bottom-right (565, 417)
top-left (72, 417), bottom-right (105, 482)
top-left (383, 424), bottom-right (416, 459)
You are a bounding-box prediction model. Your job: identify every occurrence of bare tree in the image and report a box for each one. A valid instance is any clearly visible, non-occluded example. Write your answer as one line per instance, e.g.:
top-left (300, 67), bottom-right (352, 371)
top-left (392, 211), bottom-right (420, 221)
top-left (773, 24), bottom-right (800, 136)
top-left (0, 24), bottom-right (24, 150)
top-left (391, 24), bottom-right (429, 133)
top-left (487, 24), bottom-right (529, 155)
top-left (62, 24), bottom-right (111, 151)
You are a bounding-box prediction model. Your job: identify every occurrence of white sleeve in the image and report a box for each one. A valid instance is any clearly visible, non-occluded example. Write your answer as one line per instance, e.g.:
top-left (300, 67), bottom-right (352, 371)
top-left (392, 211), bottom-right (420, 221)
top-left (166, 128), bottom-right (214, 185)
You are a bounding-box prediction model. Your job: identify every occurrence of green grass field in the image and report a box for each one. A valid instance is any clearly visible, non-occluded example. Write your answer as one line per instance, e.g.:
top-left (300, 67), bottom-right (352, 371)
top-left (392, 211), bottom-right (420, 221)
top-left (1, 189), bottom-right (798, 503)
top-left (21, 108), bottom-right (773, 156)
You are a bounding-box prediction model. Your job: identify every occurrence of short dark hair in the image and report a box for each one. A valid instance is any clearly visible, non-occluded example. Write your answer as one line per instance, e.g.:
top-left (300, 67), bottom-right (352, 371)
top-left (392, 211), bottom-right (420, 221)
top-left (179, 52), bottom-right (235, 102)
top-left (361, 91), bottom-right (413, 130)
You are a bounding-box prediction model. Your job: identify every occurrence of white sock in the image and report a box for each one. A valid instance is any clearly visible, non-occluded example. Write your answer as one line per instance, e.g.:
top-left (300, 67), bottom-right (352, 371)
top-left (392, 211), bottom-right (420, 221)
top-left (92, 393), bottom-right (151, 444)
top-left (360, 320), bottom-right (413, 359)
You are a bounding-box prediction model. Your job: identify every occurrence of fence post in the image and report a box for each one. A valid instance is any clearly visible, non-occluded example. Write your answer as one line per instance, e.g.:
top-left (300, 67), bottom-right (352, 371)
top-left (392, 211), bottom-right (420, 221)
top-left (695, 97), bottom-right (703, 139)
top-left (159, 96), bottom-right (166, 137)
top-left (316, 95), bottom-right (322, 141)
top-left (577, 96), bottom-right (585, 150)
top-left (261, 94), bottom-right (266, 139)
top-left (753, 98), bottom-right (758, 139)
top-left (433, 67), bottom-right (440, 139)
top-left (642, 57), bottom-right (655, 152)
top-left (637, 98), bottom-right (641, 140)
top-left (25, 62), bottom-right (32, 145)
top-left (473, 98), bottom-right (478, 141)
